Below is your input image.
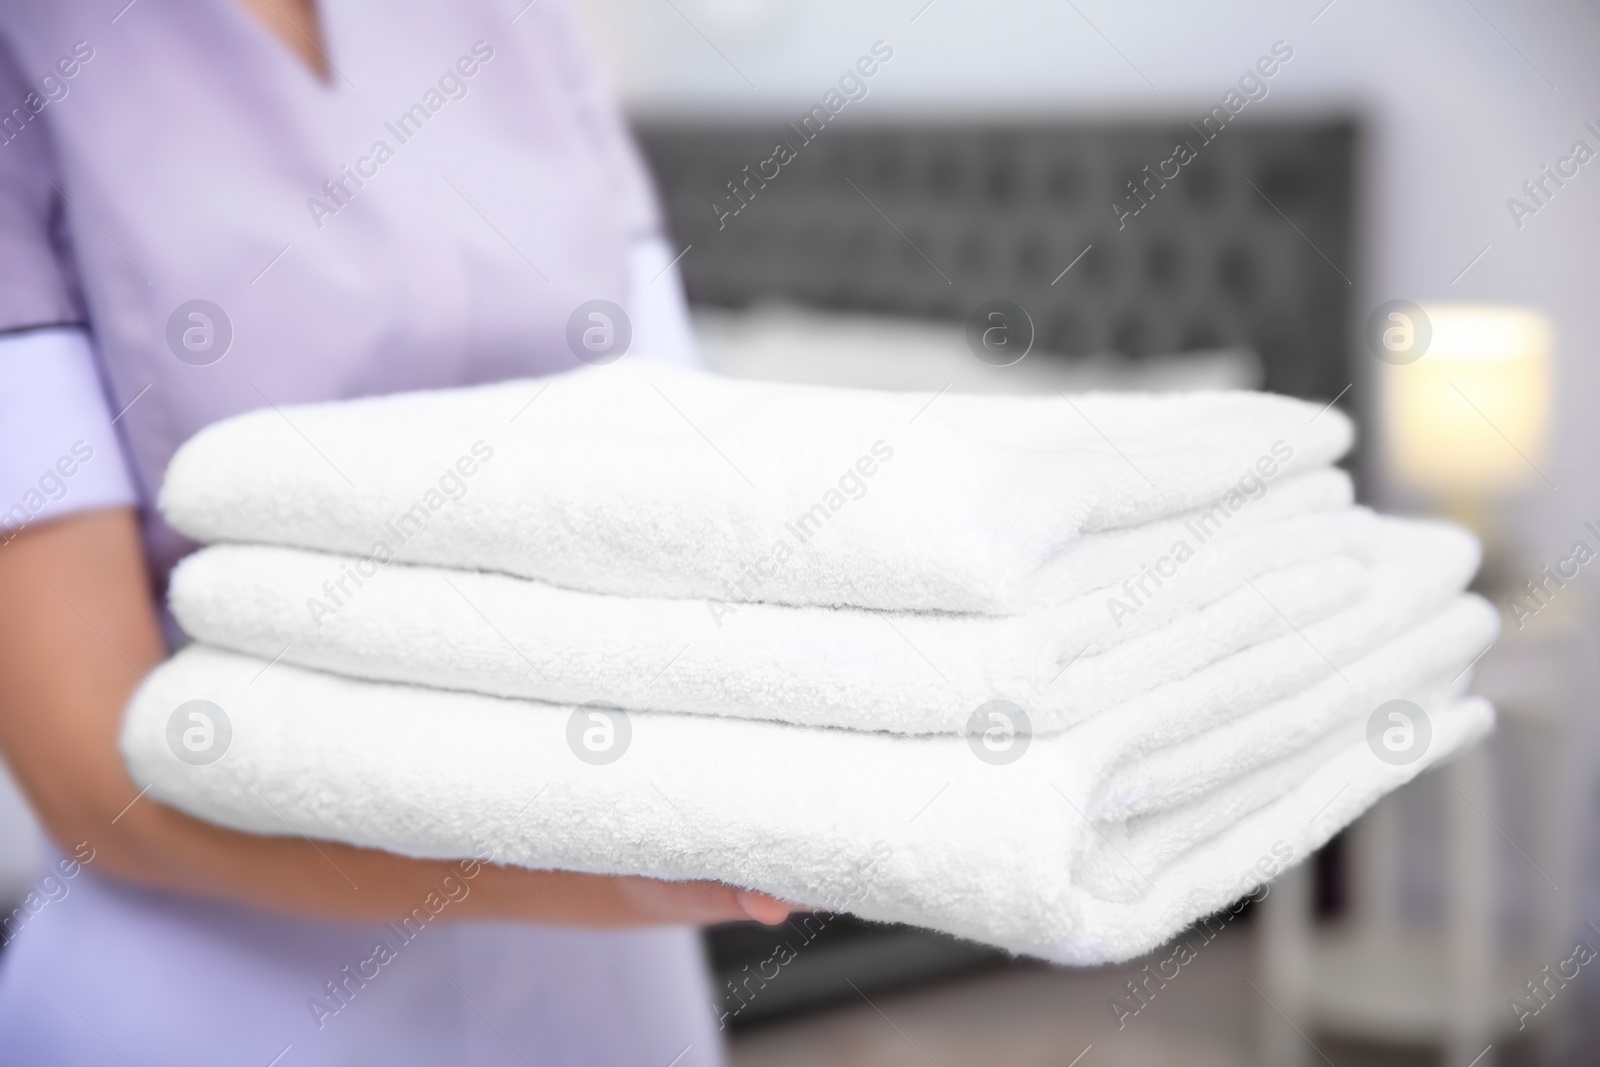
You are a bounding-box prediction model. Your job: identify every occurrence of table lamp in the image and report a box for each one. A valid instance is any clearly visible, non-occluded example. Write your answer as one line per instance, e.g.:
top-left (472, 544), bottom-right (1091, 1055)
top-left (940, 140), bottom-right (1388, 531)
top-left (1380, 303), bottom-right (1552, 591)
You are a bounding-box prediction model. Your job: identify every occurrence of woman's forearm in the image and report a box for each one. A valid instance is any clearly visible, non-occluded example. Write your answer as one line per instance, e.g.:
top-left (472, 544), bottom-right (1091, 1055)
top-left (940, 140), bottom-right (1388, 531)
top-left (0, 508), bottom-right (787, 926)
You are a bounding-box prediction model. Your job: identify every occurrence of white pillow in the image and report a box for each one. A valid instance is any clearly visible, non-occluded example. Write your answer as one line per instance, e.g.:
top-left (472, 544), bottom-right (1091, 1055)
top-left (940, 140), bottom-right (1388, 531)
top-left (693, 302), bottom-right (1263, 395)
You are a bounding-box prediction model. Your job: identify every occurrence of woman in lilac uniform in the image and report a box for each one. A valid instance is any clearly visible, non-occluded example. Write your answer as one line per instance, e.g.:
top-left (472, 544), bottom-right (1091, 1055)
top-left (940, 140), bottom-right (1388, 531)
top-left (0, 1), bottom-right (789, 1062)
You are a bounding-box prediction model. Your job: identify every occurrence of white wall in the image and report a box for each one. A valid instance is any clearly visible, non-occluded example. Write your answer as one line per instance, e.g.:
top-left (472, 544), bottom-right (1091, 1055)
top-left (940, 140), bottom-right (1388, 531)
top-left (577, 0), bottom-right (1600, 557)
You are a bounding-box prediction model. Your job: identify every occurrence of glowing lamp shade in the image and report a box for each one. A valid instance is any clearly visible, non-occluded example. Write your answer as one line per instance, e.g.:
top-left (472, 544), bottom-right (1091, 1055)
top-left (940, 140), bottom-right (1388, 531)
top-left (1383, 304), bottom-right (1552, 496)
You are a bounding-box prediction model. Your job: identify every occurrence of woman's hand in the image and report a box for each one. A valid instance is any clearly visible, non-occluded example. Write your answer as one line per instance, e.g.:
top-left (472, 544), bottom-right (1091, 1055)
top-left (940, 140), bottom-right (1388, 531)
top-left (0, 508), bottom-right (795, 928)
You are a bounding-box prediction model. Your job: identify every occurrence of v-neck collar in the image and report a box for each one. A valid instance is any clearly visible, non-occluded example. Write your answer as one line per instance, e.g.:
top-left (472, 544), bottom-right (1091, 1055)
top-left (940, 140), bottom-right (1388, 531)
top-left (223, 0), bottom-right (341, 95)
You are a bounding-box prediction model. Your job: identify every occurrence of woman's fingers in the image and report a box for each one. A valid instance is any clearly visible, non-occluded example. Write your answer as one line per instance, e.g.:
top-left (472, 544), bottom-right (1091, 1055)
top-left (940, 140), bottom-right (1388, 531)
top-left (734, 888), bottom-right (795, 925)
top-left (613, 875), bottom-right (799, 925)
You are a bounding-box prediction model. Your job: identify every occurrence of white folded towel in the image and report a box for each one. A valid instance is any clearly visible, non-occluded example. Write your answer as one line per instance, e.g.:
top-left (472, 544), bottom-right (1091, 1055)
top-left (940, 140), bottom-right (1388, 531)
top-left (168, 513), bottom-right (1472, 735)
top-left (159, 363), bottom-right (1354, 613)
top-left (1080, 591), bottom-right (1497, 820)
top-left (122, 616), bottom-right (1493, 962)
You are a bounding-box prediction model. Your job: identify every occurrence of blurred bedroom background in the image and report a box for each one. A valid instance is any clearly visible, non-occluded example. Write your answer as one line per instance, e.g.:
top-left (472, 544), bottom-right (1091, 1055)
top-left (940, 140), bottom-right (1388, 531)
top-left (5, 1), bottom-right (1598, 1063)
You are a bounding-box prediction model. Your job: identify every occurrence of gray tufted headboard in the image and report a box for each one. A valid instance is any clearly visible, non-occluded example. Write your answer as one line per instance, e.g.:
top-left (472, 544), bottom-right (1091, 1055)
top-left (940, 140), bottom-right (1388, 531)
top-left (634, 118), bottom-right (1358, 405)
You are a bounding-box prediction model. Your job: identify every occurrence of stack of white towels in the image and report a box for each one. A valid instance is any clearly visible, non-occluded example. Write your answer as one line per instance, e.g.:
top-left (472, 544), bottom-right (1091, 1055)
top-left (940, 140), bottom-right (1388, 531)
top-left (123, 362), bottom-right (1497, 964)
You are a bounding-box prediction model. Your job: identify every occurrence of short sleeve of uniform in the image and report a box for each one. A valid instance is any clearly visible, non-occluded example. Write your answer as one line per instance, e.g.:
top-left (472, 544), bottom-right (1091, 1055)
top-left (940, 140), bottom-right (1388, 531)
top-left (0, 36), bottom-right (86, 334)
top-left (0, 39), bottom-right (136, 536)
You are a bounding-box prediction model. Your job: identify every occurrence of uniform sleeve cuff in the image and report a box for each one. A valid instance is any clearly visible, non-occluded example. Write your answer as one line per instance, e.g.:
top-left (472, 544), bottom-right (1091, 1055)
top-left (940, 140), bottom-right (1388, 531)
top-left (0, 327), bottom-right (139, 539)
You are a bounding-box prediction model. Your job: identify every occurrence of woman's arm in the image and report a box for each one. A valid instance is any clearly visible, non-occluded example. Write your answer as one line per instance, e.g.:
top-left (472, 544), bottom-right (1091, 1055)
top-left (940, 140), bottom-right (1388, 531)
top-left (0, 507), bottom-right (790, 926)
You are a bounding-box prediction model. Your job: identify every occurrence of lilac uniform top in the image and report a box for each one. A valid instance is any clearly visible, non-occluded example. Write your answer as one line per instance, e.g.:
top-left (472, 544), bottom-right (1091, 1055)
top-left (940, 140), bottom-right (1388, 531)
top-left (0, 2), bottom-right (722, 1064)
